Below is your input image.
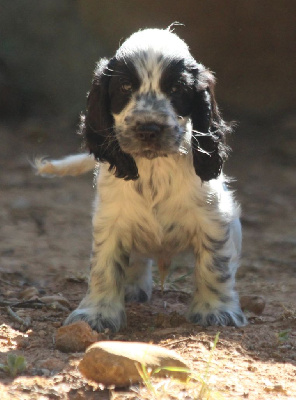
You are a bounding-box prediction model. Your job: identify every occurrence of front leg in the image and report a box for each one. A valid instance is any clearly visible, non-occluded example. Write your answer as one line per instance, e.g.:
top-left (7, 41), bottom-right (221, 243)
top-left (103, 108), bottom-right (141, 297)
top-left (187, 219), bottom-right (247, 327)
top-left (64, 219), bottom-right (129, 332)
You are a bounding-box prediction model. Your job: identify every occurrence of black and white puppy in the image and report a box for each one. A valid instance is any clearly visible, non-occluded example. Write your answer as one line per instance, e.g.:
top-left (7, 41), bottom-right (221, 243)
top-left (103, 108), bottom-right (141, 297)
top-left (36, 28), bottom-right (247, 332)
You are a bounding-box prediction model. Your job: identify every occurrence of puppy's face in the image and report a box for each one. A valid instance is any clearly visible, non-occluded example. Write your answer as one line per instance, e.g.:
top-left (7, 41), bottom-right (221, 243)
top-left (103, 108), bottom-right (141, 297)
top-left (109, 56), bottom-right (195, 159)
top-left (83, 29), bottom-right (230, 181)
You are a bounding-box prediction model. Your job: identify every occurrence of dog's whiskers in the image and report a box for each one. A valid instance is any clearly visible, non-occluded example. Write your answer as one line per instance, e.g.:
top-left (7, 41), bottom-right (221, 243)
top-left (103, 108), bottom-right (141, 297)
top-left (183, 137), bottom-right (212, 156)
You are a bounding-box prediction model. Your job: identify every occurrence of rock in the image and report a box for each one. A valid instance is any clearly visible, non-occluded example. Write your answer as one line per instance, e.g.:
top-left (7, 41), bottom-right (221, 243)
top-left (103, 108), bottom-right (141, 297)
top-left (240, 295), bottom-right (266, 315)
top-left (56, 321), bottom-right (106, 353)
top-left (79, 341), bottom-right (190, 387)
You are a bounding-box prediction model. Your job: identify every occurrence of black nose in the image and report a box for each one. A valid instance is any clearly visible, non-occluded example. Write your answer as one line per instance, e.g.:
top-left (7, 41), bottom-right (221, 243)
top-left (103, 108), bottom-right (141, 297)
top-left (135, 123), bottom-right (162, 141)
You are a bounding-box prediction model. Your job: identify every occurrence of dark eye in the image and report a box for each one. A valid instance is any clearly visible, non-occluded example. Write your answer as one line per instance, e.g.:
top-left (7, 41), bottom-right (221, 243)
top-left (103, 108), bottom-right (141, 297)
top-left (121, 82), bottom-right (133, 94)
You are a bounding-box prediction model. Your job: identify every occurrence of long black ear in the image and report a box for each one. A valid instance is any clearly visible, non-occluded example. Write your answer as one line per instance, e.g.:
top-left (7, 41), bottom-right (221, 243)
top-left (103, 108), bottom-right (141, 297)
top-left (191, 68), bottom-right (231, 181)
top-left (80, 58), bottom-right (139, 180)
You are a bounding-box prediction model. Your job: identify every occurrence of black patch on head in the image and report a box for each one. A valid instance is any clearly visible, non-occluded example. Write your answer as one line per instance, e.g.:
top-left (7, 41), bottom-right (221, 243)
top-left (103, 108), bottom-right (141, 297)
top-left (108, 58), bottom-right (141, 115)
top-left (160, 57), bottom-right (231, 182)
top-left (80, 57), bottom-right (139, 180)
top-left (160, 59), bottom-right (194, 117)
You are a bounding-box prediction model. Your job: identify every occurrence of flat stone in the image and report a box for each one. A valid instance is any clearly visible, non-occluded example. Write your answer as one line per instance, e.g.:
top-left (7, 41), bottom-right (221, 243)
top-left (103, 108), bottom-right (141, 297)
top-left (79, 341), bottom-right (190, 387)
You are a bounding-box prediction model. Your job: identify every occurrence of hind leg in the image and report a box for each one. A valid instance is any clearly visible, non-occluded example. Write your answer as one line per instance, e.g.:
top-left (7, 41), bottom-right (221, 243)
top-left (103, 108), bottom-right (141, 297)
top-left (125, 252), bottom-right (153, 303)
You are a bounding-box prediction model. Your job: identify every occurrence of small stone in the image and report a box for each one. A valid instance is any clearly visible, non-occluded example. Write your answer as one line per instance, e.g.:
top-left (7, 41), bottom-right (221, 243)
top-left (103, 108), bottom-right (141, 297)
top-left (55, 321), bottom-right (105, 353)
top-left (240, 295), bottom-right (266, 315)
top-left (79, 341), bottom-right (190, 387)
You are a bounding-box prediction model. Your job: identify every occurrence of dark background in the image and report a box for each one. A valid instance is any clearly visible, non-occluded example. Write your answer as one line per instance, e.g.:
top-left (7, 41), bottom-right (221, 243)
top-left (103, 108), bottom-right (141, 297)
top-left (1, 0), bottom-right (295, 123)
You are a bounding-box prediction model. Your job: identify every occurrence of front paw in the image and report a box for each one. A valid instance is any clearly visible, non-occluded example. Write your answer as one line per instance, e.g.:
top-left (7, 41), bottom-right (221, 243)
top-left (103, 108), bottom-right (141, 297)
top-left (64, 305), bottom-right (126, 333)
top-left (187, 302), bottom-right (247, 327)
top-left (188, 309), bottom-right (247, 327)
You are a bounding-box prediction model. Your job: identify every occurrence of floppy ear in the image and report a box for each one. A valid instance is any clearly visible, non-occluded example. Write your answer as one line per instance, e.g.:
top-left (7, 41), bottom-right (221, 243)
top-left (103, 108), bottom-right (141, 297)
top-left (80, 58), bottom-right (139, 180)
top-left (191, 68), bottom-right (230, 181)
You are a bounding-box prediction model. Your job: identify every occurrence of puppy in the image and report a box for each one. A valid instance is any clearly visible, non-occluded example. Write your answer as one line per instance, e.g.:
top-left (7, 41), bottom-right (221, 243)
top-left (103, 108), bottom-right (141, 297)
top-left (36, 28), bottom-right (247, 332)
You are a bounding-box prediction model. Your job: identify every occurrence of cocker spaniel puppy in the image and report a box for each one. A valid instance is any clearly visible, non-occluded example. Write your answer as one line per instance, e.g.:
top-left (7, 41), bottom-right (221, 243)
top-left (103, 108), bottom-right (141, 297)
top-left (36, 28), bottom-right (247, 332)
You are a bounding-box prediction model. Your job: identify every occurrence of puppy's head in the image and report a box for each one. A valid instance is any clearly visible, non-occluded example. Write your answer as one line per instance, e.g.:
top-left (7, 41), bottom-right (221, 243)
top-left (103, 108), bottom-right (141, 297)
top-left (82, 28), bottom-right (230, 181)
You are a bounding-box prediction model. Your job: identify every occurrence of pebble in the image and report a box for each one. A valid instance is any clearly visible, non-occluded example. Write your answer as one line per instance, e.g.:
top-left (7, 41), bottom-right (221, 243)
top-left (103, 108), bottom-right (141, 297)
top-left (79, 341), bottom-right (190, 387)
top-left (55, 321), bottom-right (105, 353)
top-left (240, 295), bottom-right (266, 315)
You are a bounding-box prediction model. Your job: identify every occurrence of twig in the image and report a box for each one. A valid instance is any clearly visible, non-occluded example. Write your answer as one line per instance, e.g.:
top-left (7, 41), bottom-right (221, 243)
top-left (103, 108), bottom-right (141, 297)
top-left (1, 299), bottom-right (69, 312)
top-left (6, 306), bottom-right (31, 328)
top-left (0, 278), bottom-right (19, 287)
top-left (0, 299), bottom-right (45, 309)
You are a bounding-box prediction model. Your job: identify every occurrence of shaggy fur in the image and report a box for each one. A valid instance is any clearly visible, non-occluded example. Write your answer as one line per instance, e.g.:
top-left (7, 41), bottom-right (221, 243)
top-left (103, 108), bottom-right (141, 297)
top-left (36, 28), bottom-right (247, 332)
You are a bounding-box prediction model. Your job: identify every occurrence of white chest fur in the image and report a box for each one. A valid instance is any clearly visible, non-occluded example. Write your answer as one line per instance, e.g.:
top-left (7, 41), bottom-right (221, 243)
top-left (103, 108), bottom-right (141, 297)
top-left (94, 155), bottom-right (232, 258)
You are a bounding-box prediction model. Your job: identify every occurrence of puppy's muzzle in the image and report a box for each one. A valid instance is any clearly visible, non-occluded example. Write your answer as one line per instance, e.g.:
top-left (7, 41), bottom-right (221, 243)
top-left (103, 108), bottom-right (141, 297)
top-left (135, 122), bottom-right (163, 143)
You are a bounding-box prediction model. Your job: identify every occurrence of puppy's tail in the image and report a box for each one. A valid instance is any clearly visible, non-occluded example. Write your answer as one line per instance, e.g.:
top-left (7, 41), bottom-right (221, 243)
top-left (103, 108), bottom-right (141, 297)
top-left (33, 153), bottom-right (97, 177)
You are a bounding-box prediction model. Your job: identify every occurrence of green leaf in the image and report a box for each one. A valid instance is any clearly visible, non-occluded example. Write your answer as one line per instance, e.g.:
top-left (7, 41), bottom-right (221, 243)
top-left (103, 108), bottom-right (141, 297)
top-left (277, 329), bottom-right (291, 342)
top-left (1, 354), bottom-right (27, 377)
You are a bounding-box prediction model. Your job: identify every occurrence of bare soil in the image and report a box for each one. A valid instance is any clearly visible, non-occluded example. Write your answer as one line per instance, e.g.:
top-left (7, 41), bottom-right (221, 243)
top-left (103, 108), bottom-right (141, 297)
top-left (0, 118), bottom-right (295, 399)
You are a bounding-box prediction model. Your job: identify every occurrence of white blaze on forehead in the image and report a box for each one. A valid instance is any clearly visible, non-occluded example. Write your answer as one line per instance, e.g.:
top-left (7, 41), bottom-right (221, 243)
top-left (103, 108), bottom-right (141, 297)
top-left (116, 29), bottom-right (192, 92)
top-left (117, 29), bottom-right (191, 59)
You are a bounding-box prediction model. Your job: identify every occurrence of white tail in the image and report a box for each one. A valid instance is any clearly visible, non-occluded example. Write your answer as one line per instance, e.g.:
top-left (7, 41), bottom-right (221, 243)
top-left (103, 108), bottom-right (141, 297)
top-left (34, 153), bottom-right (97, 177)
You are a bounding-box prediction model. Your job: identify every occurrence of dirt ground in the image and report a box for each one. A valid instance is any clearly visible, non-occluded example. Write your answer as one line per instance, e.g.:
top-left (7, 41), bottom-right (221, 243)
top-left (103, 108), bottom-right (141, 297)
top-left (0, 116), bottom-right (295, 399)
